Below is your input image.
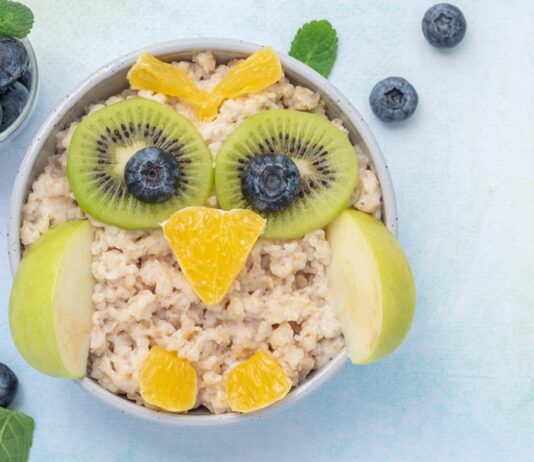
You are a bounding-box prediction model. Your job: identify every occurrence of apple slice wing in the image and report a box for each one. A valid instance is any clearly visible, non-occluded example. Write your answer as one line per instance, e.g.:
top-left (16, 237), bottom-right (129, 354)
top-left (326, 210), bottom-right (415, 364)
top-left (10, 221), bottom-right (95, 378)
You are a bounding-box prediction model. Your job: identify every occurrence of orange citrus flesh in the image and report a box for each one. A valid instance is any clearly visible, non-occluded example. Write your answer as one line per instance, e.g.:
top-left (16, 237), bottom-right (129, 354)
top-left (139, 346), bottom-right (197, 412)
top-left (127, 52), bottom-right (223, 120)
top-left (213, 46), bottom-right (283, 99)
top-left (162, 207), bottom-right (266, 305)
top-left (226, 351), bottom-right (292, 413)
top-left (127, 47), bottom-right (282, 121)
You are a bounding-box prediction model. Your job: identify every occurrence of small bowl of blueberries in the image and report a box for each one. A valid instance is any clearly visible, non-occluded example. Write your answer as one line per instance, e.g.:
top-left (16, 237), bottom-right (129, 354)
top-left (0, 0), bottom-right (38, 142)
top-left (0, 38), bottom-right (38, 142)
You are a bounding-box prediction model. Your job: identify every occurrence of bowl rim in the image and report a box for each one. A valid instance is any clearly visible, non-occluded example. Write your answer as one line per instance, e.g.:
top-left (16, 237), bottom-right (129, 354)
top-left (0, 38), bottom-right (40, 142)
top-left (7, 38), bottom-right (398, 426)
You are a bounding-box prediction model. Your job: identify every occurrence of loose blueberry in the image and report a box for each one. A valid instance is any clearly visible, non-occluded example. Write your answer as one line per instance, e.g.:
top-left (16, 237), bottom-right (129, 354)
top-left (0, 82), bottom-right (29, 132)
top-left (0, 37), bottom-right (29, 91)
top-left (18, 68), bottom-right (32, 89)
top-left (124, 147), bottom-right (180, 203)
top-left (369, 77), bottom-right (418, 123)
top-left (241, 153), bottom-right (301, 212)
top-left (0, 104), bottom-right (3, 128)
top-left (422, 3), bottom-right (467, 48)
top-left (0, 363), bottom-right (18, 408)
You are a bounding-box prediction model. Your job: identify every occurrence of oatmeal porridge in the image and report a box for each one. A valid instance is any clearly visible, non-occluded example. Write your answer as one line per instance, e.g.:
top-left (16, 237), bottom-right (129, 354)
top-left (19, 51), bottom-right (382, 413)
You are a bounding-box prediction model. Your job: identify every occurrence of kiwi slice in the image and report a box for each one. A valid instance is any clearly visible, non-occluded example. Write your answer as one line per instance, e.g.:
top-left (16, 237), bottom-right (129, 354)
top-left (215, 110), bottom-right (359, 239)
top-left (67, 98), bottom-right (213, 229)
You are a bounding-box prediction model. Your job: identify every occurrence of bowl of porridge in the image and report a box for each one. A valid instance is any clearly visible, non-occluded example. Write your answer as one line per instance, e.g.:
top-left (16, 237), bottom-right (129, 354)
top-left (7, 39), bottom-right (404, 425)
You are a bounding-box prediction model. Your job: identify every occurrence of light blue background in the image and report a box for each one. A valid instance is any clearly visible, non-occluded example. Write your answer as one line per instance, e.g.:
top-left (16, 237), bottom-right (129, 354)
top-left (1, 1), bottom-right (533, 460)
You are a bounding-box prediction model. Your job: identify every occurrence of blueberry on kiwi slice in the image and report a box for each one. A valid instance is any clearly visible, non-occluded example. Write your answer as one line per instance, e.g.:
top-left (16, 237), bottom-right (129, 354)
top-left (215, 110), bottom-right (359, 239)
top-left (67, 98), bottom-right (213, 229)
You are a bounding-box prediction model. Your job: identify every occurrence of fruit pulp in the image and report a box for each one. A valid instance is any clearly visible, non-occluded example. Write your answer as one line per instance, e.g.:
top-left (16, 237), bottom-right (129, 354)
top-left (162, 207), bottom-right (266, 305)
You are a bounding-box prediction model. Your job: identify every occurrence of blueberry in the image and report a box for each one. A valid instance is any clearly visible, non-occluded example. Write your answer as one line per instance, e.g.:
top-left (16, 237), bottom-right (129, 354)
top-left (0, 104), bottom-right (3, 128)
top-left (422, 3), bottom-right (467, 48)
top-left (124, 147), bottom-right (180, 203)
top-left (18, 68), bottom-right (32, 89)
top-left (0, 37), bottom-right (29, 91)
top-left (369, 77), bottom-right (418, 123)
top-left (0, 363), bottom-right (18, 408)
top-left (241, 153), bottom-right (301, 212)
top-left (0, 82), bottom-right (29, 132)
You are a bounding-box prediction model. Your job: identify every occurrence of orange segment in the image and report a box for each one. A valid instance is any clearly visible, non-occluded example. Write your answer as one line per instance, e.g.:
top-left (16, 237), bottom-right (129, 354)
top-left (139, 346), bottom-right (197, 412)
top-left (213, 46), bottom-right (283, 99)
top-left (191, 93), bottom-right (225, 121)
top-left (162, 207), bottom-right (266, 305)
top-left (127, 52), bottom-right (223, 120)
top-left (127, 48), bottom-right (283, 121)
top-left (226, 351), bottom-right (292, 413)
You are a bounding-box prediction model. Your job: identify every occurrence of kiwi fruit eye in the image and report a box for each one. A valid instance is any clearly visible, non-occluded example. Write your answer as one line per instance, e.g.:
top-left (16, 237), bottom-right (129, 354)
top-left (215, 109), bottom-right (360, 239)
top-left (67, 98), bottom-right (213, 229)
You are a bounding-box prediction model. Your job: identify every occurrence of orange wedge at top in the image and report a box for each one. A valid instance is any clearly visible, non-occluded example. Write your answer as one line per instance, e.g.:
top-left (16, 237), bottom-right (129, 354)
top-left (127, 47), bottom-right (283, 121)
top-left (127, 52), bottom-right (223, 120)
top-left (213, 46), bottom-right (283, 100)
top-left (162, 207), bottom-right (266, 305)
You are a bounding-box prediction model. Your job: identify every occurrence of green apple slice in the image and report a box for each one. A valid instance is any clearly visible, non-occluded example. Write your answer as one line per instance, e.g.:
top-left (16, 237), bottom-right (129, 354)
top-left (10, 221), bottom-right (95, 378)
top-left (326, 210), bottom-right (416, 364)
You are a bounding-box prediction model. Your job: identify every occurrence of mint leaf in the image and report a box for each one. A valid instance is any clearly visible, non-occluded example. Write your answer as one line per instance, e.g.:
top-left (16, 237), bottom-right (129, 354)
top-left (0, 408), bottom-right (35, 462)
top-left (289, 20), bottom-right (338, 77)
top-left (0, 0), bottom-right (34, 39)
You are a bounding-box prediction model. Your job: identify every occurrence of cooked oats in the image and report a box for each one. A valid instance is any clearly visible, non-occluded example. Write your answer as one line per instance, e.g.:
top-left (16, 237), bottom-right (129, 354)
top-left (20, 52), bottom-right (382, 413)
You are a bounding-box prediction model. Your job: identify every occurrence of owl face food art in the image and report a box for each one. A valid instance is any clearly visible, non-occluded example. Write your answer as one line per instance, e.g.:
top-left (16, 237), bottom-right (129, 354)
top-left (10, 47), bottom-right (414, 416)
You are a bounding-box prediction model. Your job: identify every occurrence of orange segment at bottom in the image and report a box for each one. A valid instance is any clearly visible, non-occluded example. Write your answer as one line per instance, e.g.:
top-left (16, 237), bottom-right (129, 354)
top-left (139, 346), bottom-right (197, 412)
top-left (226, 351), bottom-right (292, 413)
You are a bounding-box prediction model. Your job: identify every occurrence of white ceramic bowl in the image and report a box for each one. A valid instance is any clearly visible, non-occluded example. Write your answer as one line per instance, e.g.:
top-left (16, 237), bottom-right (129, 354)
top-left (7, 38), bottom-right (398, 426)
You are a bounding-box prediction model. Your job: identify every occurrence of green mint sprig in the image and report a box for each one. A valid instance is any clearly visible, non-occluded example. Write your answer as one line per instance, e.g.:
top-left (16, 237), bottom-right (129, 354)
top-left (0, 407), bottom-right (35, 462)
top-left (289, 20), bottom-right (338, 77)
top-left (0, 0), bottom-right (34, 39)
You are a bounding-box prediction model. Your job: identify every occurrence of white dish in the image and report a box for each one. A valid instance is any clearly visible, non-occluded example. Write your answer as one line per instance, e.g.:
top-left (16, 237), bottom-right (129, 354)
top-left (7, 38), bottom-right (398, 426)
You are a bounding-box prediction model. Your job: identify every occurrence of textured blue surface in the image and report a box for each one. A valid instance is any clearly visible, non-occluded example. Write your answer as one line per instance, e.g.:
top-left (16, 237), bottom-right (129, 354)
top-left (0, 1), bottom-right (533, 460)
